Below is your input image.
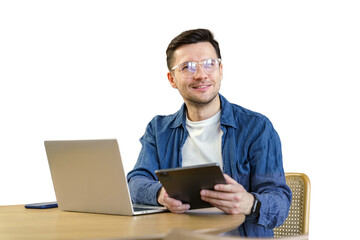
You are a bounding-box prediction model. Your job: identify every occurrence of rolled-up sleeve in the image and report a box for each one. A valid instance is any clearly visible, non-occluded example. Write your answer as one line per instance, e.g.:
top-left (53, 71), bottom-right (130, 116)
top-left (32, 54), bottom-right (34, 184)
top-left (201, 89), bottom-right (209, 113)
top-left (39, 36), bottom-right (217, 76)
top-left (127, 120), bottom-right (163, 206)
top-left (248, 119), bottom-right (292, 228)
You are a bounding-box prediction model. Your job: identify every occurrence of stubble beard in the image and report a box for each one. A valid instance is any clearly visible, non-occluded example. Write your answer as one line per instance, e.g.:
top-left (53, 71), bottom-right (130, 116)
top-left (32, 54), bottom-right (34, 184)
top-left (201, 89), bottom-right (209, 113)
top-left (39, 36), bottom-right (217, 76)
top-left (183, 91), bottom-right (219, 108)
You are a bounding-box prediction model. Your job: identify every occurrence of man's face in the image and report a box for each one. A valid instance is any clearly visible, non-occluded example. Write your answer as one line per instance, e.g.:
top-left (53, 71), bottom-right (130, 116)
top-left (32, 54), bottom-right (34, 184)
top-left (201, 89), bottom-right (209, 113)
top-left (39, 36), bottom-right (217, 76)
top-left (167, 42), bottom-right (223, 107)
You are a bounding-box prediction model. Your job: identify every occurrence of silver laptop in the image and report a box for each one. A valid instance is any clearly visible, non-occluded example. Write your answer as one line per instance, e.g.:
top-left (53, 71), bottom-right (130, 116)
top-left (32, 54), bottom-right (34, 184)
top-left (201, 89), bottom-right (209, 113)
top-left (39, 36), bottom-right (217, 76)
top-left (44, 139), bottom-right (167, 215)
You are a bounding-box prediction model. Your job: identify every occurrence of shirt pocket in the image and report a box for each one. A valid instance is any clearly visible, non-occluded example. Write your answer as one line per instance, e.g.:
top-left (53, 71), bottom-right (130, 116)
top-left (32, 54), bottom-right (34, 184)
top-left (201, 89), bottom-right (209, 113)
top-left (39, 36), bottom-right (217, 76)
top-left (234, 158), bottom-right (250, 190)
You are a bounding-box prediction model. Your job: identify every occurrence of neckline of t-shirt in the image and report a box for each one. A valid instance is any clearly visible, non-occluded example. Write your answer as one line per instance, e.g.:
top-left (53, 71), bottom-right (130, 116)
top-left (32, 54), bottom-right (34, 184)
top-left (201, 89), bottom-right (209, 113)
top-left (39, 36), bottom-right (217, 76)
top-left (186, 110), bottom-right (221, 127)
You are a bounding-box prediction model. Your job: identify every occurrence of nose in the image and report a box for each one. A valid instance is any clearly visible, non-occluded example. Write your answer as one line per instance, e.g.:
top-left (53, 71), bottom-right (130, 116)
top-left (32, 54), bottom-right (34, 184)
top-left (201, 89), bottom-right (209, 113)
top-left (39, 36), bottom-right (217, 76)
top-left (194, 64), bottom-right (208, 79)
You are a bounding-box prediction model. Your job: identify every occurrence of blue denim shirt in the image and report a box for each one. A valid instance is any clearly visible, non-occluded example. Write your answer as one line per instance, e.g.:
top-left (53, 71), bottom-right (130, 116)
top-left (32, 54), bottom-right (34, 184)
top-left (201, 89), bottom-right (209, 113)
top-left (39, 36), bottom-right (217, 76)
top-left (127, 94), bottom-right (292, 237)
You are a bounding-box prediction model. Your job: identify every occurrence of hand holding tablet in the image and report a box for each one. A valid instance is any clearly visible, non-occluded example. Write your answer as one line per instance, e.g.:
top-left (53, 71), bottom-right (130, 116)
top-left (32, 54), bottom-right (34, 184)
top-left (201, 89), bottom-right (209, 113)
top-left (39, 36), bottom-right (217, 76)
top-left (155, 163), bottom-right (226, 210)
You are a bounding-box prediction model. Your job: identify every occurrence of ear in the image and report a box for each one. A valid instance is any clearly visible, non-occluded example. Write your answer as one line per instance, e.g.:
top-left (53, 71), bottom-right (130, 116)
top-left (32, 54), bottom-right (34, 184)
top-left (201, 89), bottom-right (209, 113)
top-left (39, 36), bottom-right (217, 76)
top-left (219, 63), bottom-right (223, 81)
top-left (167, 72), bottom-right (178, 89)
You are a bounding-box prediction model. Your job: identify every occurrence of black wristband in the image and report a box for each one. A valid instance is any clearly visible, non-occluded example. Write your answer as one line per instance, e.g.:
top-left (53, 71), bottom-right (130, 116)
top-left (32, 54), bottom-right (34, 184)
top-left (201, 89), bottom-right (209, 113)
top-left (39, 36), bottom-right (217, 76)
top-left (249, 194), bottom-right (261, 216)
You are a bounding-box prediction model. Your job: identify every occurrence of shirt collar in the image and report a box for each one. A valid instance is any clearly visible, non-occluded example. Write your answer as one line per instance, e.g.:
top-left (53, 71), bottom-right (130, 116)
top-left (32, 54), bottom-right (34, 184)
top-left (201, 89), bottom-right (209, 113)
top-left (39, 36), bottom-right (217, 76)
top-left (170, 94), bottom-right (237, 129)
top-left (219, 94), bottom-right (237, 128)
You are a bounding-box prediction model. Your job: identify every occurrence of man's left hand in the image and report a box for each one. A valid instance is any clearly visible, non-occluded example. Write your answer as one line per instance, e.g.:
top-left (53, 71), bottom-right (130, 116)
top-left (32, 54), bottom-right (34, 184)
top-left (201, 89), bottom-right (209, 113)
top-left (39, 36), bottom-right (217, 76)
top-left (200, 174), bottom-right (254, 215)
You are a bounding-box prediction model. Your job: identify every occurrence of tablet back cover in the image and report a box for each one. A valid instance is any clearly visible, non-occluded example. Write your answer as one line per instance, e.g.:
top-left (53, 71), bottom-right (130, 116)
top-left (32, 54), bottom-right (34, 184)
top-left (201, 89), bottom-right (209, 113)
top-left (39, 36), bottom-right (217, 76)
top-left (156, 164), bottom-right (226, 209)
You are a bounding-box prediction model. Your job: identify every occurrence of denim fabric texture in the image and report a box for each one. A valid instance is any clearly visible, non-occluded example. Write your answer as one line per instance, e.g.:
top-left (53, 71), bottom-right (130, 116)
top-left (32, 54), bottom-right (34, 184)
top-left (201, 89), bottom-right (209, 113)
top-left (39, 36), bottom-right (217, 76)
top-left (127, 94), bottom-right (292, 237)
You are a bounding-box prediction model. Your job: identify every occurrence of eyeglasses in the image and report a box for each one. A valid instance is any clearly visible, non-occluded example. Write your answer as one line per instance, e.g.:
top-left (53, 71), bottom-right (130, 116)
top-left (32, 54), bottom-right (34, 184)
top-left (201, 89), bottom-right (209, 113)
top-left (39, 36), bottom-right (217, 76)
top-left (170, 58), bottom-right (221, 77)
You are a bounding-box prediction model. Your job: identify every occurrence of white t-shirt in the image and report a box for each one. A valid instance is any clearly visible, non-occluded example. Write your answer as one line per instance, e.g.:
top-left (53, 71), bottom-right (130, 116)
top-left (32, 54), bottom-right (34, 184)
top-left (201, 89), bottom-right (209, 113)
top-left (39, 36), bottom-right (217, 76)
top-left (182, 110), bottom-right (223, 169)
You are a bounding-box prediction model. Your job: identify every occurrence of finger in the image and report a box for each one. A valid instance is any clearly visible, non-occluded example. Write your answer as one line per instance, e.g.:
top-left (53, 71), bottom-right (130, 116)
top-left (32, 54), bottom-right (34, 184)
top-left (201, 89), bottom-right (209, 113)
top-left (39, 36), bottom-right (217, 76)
top-left (201, 195), bottom-right (231, 207)
top-left (164, 196), bottom-right (183, 207)
top-left (223, 174), bottom-right (239, 184)
top-left (201, 196), bottom-right (244, 215)
top-left (214, 176), bottom-right (245, 193)
top-left (166, 202), bottom-right (190, 213)
top-left (214, 205), bottom-right (242, 215)
top-left (201, 189), bottom-right (225, 200)
top-left (201, 192), bottom-right (241, 206)
top-left (168, 204), bottom-right (190, 213)
top-left (202, 187), bottom-right (241, 199)
top-left (201, 189), bottom-right (240, 202)
top-left (163, 196), bottom-right (190, 213)
top-left (214, 183), bottom-right (245, 193)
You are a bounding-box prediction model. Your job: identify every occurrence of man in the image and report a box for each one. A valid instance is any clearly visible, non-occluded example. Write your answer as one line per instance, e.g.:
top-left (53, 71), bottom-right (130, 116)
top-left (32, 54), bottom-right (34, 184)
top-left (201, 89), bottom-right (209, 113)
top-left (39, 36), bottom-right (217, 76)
top-left (127, 29), bottom-right (292, 237)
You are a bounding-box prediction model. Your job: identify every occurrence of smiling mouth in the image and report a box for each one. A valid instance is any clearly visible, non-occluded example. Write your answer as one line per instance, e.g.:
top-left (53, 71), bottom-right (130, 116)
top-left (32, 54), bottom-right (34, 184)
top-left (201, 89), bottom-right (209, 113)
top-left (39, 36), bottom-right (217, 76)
top-left (193, 85), bottom-right (210, 89)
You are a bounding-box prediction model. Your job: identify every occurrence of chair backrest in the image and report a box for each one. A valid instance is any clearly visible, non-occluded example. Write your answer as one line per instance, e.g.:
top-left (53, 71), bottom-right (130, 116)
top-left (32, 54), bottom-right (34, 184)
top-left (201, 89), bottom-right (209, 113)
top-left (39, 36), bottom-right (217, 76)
top-left (273, 173), bottom-right (311, 238)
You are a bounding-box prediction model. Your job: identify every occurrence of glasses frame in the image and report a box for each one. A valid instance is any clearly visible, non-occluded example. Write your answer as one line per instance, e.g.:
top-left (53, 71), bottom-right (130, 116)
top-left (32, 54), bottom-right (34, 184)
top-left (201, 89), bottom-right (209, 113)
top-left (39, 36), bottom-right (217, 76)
top-left (170, 58), bottom-right (222, 77)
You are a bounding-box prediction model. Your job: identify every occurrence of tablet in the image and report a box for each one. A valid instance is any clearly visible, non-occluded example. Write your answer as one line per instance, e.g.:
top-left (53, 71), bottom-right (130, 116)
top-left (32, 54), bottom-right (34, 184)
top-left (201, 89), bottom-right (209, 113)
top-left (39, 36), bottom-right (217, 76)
top-left (155, 163), bottom-right (226, 209)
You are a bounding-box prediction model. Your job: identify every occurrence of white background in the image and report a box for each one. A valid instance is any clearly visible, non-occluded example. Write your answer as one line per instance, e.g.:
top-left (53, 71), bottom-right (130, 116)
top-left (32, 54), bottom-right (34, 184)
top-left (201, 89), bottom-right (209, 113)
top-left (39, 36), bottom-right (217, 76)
top-left (1, 0), bottom-right (359, 239)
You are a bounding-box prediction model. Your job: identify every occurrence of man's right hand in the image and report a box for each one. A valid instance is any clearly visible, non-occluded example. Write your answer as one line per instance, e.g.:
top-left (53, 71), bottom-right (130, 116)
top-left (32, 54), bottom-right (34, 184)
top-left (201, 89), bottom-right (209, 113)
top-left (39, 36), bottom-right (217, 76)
top-left (157, 187), bottom-right (190, 213)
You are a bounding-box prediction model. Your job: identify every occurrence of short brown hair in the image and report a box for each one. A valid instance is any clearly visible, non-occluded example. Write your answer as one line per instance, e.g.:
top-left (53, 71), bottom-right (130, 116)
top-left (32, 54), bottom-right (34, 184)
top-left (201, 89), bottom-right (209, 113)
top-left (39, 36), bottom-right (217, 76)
top-left (166, 29), bottom-right (221, 70)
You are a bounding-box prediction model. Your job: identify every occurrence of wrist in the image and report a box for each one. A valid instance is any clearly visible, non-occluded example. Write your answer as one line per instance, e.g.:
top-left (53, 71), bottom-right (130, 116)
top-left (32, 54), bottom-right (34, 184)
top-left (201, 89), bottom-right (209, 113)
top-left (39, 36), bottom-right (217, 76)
top-left (247, 193), bottom-right (261, 217)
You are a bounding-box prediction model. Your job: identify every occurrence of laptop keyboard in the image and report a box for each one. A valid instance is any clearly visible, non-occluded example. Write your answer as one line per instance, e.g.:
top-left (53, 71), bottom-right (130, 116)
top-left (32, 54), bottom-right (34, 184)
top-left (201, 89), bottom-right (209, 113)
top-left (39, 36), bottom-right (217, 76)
top-left (133, 207), bottom-right (150, 212)
top-left (133, 204), bottom-right (163, 212)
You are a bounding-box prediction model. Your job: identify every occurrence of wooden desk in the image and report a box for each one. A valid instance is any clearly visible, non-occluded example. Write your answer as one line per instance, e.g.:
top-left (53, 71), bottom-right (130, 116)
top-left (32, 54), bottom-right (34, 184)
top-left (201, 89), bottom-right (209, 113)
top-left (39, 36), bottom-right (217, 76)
top-left (0, 205), bottom-right (245, 240)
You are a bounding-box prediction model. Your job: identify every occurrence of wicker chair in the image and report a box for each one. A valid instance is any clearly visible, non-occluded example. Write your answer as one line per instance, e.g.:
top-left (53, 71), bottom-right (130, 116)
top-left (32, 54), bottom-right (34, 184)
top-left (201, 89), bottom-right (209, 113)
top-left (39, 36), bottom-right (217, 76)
top-left (273, 173), bottom-right (311, 238)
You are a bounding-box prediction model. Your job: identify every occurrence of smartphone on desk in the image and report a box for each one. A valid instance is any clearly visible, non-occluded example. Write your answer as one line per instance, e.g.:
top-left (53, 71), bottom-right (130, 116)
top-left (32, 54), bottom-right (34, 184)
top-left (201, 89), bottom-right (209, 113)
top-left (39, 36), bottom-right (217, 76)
top-left (25, 201), bottom-right (58, 209)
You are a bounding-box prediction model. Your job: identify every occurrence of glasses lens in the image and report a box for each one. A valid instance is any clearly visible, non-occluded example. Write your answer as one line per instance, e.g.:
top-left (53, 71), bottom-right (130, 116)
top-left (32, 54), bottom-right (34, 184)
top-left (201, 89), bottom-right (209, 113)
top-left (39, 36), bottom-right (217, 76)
top-left (202, 59), bottom-right (218, 74)
top-left (180, 62), bottom-right (197, 77)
